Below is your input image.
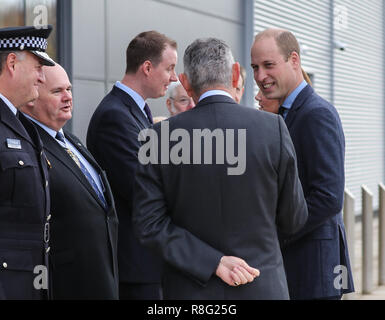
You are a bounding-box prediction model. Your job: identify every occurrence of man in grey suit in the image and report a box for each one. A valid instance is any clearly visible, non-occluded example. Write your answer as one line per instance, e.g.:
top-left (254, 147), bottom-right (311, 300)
top-left (133, 37), bottom-right (308, 300)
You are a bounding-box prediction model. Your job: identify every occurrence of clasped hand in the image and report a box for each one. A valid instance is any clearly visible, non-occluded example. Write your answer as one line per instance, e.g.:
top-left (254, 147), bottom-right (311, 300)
top-left (215, 256), bottom-right (260, 287)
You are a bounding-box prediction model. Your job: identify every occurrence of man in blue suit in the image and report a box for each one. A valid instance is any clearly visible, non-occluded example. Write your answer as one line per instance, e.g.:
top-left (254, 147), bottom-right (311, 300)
top-left (251, 28), bottom-right (354, 300)
top-left (87, 31), bottom-right (178, 299)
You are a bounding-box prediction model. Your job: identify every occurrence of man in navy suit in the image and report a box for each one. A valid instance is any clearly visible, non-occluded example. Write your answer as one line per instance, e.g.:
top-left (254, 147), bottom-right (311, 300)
top-left (251, 28), bottom-right (354, 299)
top-left (20, 63), bottom-right (119, 299)
top-left (87, 31), bottom-right (178, 299)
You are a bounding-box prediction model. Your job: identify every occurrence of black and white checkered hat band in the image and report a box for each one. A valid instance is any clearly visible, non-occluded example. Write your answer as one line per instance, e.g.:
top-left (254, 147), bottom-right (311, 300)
top-left (0, 36), bottom-right (47, 51)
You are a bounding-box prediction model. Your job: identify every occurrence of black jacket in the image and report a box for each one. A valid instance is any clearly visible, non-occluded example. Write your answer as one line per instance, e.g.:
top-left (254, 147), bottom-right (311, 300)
top-left (0, 100), bottom-right (50, 299)
top-left (87, 85), bottom-right (162, 284)
top-left (35, 126), bottom-right (119, 299)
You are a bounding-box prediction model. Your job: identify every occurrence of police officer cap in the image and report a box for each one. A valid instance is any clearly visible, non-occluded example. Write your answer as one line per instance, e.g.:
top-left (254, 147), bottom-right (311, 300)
top-left (0, 25), bottom-right (55, 66)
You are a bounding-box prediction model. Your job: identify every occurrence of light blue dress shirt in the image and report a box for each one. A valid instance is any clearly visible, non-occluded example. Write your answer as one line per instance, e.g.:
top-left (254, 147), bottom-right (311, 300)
top-left (115, 81), bottom-right (148, 118)
top-left (280, 80), bottom-right (308, 119)
top-left (0, 93), bottom-right (17, 115)
top-left (199, 90), bottom-right (233, 102)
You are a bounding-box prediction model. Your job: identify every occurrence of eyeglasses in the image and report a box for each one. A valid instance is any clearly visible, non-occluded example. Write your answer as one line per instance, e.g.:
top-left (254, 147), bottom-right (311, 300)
top-left (170, 97), bottom-right (193, 107)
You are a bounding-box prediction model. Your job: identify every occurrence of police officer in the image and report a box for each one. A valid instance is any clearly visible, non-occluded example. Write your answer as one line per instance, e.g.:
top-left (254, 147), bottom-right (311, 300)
top-left (0, 25), bottom-right (55, 299)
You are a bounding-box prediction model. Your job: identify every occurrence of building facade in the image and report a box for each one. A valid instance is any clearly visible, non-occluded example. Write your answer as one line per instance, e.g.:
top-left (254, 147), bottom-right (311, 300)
top-left (0, 0), bottom-right (383, 212)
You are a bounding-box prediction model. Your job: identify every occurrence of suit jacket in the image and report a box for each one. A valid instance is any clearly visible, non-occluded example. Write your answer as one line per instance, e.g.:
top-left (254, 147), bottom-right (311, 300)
top-left (86, 85), bottom-right (163, 284)
top-left (280, 84), bottom-right (354, 299)
top-left (132, 94), bottom-right (308, 300)
top-left (35, 126), bottom-right (119, 299)
top-left (0, 100), bottom-right (50, 300)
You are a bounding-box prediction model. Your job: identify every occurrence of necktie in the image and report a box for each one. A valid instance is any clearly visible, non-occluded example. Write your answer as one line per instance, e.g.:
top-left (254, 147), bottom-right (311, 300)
top-left (143, 103), bottom-right (153, 124)
top-left (55, 132), bottom-right (107, 209)
top-left (278, 106), bottom-right (286, 118)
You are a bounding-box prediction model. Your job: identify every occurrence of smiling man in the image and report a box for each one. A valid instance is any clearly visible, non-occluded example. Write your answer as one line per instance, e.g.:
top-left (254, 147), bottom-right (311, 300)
top-left (20, 64), bottom-right (119, 299)
top-left (251, 28), bottom-right (354, 300)
top-left (87, 30), bottom-right (178, 300)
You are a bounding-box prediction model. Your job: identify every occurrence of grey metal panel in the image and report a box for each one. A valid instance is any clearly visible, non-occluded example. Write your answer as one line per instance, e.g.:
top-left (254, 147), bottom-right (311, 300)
top-left (334, 0), bottom-right (384, 213)
top-left (72, 0), bottom-right (105, 81)
top-left (252, 0), bottom-right (332, 104)
top-left (107, 0), bottom-right (243, 82)
top-left (105, 0), bottom-right (243, 116)
top-left (71, 79), bottom-right (106, 144)
top-left (154, 0), bottom-right (243, 23)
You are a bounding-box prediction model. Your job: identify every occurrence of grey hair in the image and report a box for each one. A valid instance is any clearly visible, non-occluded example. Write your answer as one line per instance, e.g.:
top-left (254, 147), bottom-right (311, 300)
top-left (167, 80), bottom-right (182, 98)
top-left (0, 51), bottom-right (26, 74)
top-left (183, 38), bottom-right (235, 95)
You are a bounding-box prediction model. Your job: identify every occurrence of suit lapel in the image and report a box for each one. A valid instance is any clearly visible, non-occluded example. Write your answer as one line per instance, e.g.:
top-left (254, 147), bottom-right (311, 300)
top-left (0, 99), bottom-right (35, 146)
top-left (64, 131), bottom-right (100, 170)
top-left (64, 132), bottom-right (109, 209)
top-left (36, 126), bottom-right (106, 209)
top-left (112, 86), bottom-right (150, 130)
top-left (285, 84), bottom-right (313, 128)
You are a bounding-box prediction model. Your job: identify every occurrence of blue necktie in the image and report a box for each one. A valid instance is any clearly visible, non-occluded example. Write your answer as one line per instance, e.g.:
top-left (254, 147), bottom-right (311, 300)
top-left (144, 103), bottom-right (153, 124)
top-left (56, 132), bottom-right (107, 209)
top-left (278, 106), bottom-right (286, 118)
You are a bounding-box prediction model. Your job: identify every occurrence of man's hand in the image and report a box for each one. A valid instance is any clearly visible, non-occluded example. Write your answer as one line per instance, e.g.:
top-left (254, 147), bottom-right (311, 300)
top-left (215, 256), bottom-right (260, 287)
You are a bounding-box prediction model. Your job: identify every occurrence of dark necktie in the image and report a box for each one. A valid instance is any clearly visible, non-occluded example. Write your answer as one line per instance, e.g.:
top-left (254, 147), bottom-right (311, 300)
top-left (143, 103), bottom-right (153, 124)
top-left (55, 132), bottom-right (107, 209)
top-left (278, 106), bottom-right (286, 118)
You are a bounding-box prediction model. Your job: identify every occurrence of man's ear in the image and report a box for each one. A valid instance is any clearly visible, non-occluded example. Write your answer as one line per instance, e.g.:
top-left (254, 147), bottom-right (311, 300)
top-left (179, 73), bottom-right (193, 97)
top-left (6, 53), bottom-right (18, 75)
top-left (289, 51), bottom-right (301, 70)
top-left (232, 62), bottom-right (240, 89)
top-left (166, 98), bottom-right (172, 113)
top-left (141, 60), bottom-right (152, 77)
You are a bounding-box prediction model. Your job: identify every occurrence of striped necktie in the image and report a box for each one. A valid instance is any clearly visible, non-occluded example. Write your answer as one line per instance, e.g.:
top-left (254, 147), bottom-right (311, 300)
top-left (55, 132), bottom-right (107, 209)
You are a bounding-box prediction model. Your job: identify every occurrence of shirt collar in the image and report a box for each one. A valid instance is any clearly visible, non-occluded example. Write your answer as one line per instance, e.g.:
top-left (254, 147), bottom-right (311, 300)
top-left (281, 80), bottom-right (307, 110)
top-left (199, 90), bottom-right (233, 102)
top-left (0, 93), bottom-right (18, 115)
top-left (115, 81), bottom-right (146, 111)
top-left (22, 113), bottom-right (61, 139)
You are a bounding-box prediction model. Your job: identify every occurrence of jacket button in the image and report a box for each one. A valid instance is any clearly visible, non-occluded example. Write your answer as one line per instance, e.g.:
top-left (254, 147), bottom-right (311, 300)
top-left (46, 247), bottom-right (50, 254)
top-left (18, 160), bottom-right (24, 166)
top-left (46, 180), bottom-right (49, 187)
top-left (2, 262), bottom-right (7, 268)
top-left (47, 214), bottom-right (52, 221)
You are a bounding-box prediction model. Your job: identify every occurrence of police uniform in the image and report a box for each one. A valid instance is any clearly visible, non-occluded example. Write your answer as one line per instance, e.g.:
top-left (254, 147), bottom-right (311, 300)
top-left (0, 25), bottom-right (54, 299)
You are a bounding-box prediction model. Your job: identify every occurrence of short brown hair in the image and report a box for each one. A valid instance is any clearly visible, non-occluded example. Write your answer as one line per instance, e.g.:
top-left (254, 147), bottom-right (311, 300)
top-left (255, 28), bottom-right (300, 61)
top-left (125, 30), bottom-right (177, 74)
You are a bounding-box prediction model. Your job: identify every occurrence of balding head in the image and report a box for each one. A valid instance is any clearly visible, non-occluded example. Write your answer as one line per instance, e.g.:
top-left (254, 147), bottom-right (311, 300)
top-left (254, 28), bottom-right (301, 62)
top-left (22, 63), bottom-right (73, 131)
